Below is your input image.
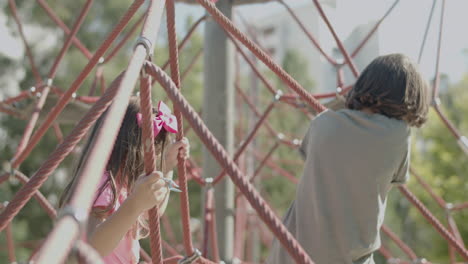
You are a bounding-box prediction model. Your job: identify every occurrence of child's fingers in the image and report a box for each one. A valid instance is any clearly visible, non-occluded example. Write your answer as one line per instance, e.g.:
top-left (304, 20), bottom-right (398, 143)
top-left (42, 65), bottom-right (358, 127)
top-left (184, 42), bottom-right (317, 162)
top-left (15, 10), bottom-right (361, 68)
top-left (154, 188), bottom-right (168, 200)
top-left (151, 179), bottom-right (166, 190)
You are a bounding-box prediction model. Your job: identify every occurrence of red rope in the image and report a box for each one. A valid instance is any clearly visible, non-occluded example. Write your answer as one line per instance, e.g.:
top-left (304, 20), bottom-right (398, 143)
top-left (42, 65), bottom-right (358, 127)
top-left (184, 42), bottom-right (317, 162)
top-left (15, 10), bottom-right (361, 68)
top-left (350, 0), bottom-right (400, 58)
top-left (431, 0), bottom-right (446, 100)
top-left (11, 0), bottom-right (92, 160)
top-left (8, 0), bottom-right (42, 85)
top-left (105, 13), bottom-right (146, 63)
top-left (146, 62), bottom-right (314, 264)
top-left (311, 0), bottom-right (359, 77)
top-left (36, 0), bottom-right (93, 59)
top-left (196, 0), bottom-right (325, 114)
top-left (140, 73), bottom-right (164, 264)
top-left (278, 0), bottom-right (337, 65)
top-left (11, 0), bottom-right (145, 169)
top-left (166, 0), bottom-right (195, 257)
top-left (48, 0), bottom-right (94, 78)
top-left (213, 101), bottom-right (276, 185)
top-left (0, 73), bottom-right (123, 232)
top-left (381, 225), bottom-right (418, 260)
top-left (398, 185), bottom-right (468, 260)
top-left (5, 223), bottom-right (16, 262)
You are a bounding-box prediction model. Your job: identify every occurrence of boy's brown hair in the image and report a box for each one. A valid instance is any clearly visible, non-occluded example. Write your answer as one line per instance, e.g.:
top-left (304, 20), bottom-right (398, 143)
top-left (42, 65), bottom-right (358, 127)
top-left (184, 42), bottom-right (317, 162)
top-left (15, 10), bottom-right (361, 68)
top-left (346, 53), bottom-right (429, 127)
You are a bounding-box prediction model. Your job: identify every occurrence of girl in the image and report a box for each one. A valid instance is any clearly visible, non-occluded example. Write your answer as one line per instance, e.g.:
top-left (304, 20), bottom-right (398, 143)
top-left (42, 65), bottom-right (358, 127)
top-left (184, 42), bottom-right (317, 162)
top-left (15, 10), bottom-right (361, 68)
top-left (60, 97), bottom-right (189, 263)
top-left (267, 54), bottom-right (429, 264)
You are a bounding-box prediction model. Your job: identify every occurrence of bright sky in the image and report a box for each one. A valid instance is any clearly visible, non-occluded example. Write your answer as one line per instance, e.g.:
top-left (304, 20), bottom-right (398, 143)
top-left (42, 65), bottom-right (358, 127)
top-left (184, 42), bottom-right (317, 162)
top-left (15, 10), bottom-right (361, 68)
top-left (176, 0), bottom-right (468, 83)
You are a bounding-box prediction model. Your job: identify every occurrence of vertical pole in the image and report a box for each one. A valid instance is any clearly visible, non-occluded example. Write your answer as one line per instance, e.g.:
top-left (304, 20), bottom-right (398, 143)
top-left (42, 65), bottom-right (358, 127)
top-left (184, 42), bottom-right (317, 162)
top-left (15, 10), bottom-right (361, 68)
top-left (203, 0), bottom-right (235, 262)
top-left (248, 53), bottom-right (261, 263)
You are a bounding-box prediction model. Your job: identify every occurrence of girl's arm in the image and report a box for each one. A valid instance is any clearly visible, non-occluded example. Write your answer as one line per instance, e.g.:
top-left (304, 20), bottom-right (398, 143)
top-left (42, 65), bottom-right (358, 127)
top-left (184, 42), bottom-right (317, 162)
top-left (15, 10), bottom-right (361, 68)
top-left (88, 172), bottom-right (167, 257)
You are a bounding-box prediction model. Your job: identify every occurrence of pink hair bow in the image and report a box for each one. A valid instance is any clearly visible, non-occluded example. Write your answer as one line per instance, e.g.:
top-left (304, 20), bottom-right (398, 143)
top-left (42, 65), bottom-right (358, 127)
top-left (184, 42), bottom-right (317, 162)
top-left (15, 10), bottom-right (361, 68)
top-left (136, 101), bottom-right (178, 137)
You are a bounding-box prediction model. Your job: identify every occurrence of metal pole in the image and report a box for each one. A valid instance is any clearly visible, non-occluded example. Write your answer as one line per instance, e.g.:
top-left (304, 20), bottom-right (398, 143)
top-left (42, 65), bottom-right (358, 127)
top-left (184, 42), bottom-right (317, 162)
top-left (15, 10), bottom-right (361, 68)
top-left (203, 0), bottom-right (235, 262)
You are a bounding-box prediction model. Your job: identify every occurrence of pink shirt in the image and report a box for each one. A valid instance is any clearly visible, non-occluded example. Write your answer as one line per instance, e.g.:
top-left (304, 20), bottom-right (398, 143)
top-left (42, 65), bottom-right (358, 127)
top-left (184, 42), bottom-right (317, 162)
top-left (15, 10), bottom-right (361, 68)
top-left (93, 172), bottom-right (140, 264)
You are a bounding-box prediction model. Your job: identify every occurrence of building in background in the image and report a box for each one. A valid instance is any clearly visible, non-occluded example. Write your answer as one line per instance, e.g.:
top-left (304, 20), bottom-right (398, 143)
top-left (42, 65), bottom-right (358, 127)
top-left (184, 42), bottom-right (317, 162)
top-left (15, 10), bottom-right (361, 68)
top-left (245, 0), bottom-right (381, 94)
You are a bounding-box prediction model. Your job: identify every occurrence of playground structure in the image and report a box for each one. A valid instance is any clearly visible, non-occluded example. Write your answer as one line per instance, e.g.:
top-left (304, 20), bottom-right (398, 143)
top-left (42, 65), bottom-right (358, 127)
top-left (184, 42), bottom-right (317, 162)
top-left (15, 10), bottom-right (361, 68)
top-left (0, 0), bottom-right (467, 263)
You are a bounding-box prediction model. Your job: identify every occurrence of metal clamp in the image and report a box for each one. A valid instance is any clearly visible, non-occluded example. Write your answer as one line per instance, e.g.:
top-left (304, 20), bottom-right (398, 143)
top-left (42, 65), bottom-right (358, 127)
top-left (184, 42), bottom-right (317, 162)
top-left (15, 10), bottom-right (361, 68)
top-left (276, 133), bottom-right (285, 141)
top-left (336, 86), bottom-right (343, 94)
top-left (445, 203), bottom-right (454, 215)
top-left (292, 138), bottom-right (301, 146)
top-left (46, 78), bottom-right (53, 87)
top-left (178, 248), bottom-right (202, 264)
top-left (162, 177), bottom-right (182, 193)
top-left (274, 90), bottom-right (283, 102)
top-left (205, 177), bottom-right (214, 189)
top-left (57, 205), bottom-right (88, 230)
top-left (135, 36), bottom-right (153, 58)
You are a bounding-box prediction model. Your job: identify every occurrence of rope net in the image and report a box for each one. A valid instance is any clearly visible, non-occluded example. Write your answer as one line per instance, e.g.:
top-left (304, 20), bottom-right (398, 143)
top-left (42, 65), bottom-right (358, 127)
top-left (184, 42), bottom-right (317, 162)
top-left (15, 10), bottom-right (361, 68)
top-left (0, 0), bottom-right (467, 263)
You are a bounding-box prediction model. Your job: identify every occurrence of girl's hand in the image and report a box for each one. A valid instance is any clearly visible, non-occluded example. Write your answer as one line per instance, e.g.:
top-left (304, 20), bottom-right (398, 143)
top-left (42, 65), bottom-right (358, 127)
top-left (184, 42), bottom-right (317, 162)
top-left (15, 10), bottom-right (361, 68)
top-left (164, 137), bottom-right (190, 173)
top-left (127, 171), bottom-right (168, 213)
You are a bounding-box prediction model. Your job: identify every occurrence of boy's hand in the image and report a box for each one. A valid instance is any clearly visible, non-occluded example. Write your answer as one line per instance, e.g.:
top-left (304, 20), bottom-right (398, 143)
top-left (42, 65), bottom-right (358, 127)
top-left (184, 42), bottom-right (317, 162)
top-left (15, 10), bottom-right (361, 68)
top-left (164, 137), bottom-right (190, 174)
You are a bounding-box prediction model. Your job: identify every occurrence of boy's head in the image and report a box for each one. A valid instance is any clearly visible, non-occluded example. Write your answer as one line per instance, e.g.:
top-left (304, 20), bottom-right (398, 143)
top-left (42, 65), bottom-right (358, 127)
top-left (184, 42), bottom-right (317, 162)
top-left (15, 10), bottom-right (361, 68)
top-left (346, 53), bottom-right (429, 127)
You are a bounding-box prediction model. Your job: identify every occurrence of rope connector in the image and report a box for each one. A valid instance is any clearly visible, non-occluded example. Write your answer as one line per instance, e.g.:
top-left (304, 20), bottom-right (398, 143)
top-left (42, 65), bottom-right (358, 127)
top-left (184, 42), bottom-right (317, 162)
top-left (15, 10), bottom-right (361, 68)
top-left (58, 205), bottom-right (88, 231)
top-left (292, 139), bottom-right (301, 146)
top-left (71, 93), bottom-right (77, 100)
top-left (135, 36), bottom-right (154, 58)
top-left (273, 90), bottom-right (283, 102)
top-left (277, 133), bottom-right (285, 141)
top-left (336, 86), bottom-right (343, 94)
top-left (445, 202), bottom-right (454, 213)
top-left (205, 177), bottom-right (214, 188)
top-left (98, 57), bottom-right (105, 64)
top-left (29, 86), bottom-right (36, 94)
top-left (412, 258), bottom-right (428, 264)
top-left (46, 78), bottom-right (53, 87)
top-left (178, 248), bottom-right (201, 264)
top-left (432, 97), bottom-right (441, 106)
top-left (457, 135), bottom-right (468, 155)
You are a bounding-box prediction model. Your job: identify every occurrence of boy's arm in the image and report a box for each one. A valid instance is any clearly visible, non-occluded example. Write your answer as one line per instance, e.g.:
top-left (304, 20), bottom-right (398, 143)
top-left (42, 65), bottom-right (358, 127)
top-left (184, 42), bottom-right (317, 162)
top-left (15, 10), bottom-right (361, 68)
top-left (392, 138), bottom-right (411, 185)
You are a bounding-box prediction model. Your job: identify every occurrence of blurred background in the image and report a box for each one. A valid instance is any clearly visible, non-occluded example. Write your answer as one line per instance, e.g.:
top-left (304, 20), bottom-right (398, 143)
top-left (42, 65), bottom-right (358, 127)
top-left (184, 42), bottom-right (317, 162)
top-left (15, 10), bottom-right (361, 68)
top-left (0, 0), bottom-right (467, 263)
